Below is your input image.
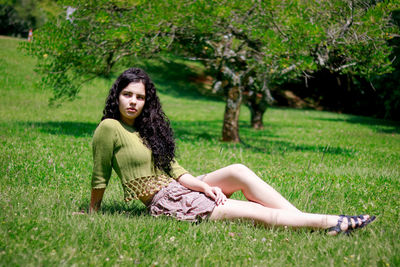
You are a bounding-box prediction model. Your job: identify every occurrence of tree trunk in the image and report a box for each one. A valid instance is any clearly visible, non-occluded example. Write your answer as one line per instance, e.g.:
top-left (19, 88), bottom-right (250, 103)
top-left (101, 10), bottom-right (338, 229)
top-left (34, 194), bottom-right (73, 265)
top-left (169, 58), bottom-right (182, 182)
top-left (249, 105), bottom-right (266, 129)
top-left (222, 85), bottom-right (242, 142)
top-left (244, 92), bottom-right (269, 130)
top-left (244, 74), bottom-right (273, 129)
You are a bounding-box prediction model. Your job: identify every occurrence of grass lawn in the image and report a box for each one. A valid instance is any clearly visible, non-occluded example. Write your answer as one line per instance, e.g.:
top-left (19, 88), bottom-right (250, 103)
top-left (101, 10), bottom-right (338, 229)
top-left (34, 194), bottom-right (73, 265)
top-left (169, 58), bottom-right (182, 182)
top-left (1, 36), bottom-right (400, 266)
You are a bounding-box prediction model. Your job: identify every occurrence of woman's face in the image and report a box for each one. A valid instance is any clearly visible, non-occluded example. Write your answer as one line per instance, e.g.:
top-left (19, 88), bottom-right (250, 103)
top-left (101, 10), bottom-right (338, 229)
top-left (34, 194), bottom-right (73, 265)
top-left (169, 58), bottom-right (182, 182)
top-left (118, 82), bottom-right (146, 125)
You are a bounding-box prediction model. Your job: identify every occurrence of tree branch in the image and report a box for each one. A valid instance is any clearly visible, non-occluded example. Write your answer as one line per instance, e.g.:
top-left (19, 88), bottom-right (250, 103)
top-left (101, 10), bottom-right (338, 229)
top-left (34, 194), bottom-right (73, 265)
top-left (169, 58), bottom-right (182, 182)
top-left (268, 10), bottom-right (288, 40)
top-left (337, 0), bottom-right (354, 39)
top-left (334, 62), bottom-right (356, 72)
top-left (262, 73), bottom-right (274, 104)
top-left (281, 64), bottom-right (296, 74)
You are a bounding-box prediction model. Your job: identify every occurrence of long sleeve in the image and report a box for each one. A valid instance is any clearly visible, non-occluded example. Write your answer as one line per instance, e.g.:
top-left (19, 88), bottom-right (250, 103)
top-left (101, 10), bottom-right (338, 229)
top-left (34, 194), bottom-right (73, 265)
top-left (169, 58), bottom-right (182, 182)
top-left (169, 159), bottom-right (188, 179)
top-left (91, 120), bottom-right (116, 189)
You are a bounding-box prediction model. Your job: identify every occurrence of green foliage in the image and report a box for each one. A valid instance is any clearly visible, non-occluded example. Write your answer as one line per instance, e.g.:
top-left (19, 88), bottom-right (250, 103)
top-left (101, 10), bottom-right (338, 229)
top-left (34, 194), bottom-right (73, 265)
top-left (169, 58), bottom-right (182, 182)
top-left (370, 8), bottom-right (400, 120)
top-left (2, 36), bottom-right (400, 266)
top-left (0, 0), bottom-right (60, 37)
top-left (282, 5), bottom-right (400, 120)
top-left (21, 0), bottom-right (398, 101)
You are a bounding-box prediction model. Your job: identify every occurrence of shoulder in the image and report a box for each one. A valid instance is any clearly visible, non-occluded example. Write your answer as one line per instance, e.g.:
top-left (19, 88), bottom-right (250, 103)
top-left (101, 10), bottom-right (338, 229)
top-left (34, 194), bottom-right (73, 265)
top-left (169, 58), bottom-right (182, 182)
top-left (97, 119), bottom-right (122, 131)
top-left (98, 118), bottom-right (121, 128)
top-left (94, 119), bottom-right (120, 138)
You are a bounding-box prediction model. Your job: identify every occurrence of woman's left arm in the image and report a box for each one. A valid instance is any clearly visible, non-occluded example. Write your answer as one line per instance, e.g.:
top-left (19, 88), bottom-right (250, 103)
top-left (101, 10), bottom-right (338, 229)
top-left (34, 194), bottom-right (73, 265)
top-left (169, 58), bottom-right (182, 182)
top-left (177, 173), bottom-right (226, 206)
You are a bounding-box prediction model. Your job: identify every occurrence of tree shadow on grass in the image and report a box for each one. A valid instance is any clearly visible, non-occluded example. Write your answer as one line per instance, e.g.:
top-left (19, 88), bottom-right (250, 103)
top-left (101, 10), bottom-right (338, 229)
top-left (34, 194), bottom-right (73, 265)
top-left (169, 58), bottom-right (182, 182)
top-left (239, 138), bottom-right (356, 156)
top-left (172, 120), bottom-right (282, 142)
top-left (314, 116), bottom-right (400, 134)
top-left (16, 119), bottom-right (356, 156)
top-left (17, 121), bottom-right (98, 137)
top-left (172, 120), bottom-right (221, 142)
top-left (172, 120), bottom-right (356, 156)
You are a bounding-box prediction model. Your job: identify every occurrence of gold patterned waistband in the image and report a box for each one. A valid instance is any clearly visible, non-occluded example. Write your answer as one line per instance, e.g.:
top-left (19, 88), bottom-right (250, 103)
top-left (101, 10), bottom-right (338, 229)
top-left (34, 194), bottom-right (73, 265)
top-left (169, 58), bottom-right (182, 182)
top-left (122, 174), bottom-right (174, 203)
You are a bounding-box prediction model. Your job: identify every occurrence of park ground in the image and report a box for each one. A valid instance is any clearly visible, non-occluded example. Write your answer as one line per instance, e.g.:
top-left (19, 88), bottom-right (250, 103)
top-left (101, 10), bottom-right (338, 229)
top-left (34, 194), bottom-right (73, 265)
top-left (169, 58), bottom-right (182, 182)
top-left (1, 36), bottom-right (400, 266)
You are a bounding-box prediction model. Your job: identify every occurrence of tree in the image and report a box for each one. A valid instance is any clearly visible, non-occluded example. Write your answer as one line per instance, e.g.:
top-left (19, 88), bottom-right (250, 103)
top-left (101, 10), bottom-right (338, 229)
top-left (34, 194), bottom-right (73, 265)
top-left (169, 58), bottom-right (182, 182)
top-left (277, 1), bottom-right (400, 119)
top-left (22, 0), bottom-right (399, 141)
top-left (165, 1), bottom-right (325, 139)
top-left (306, 1), bottom-right (398, 79)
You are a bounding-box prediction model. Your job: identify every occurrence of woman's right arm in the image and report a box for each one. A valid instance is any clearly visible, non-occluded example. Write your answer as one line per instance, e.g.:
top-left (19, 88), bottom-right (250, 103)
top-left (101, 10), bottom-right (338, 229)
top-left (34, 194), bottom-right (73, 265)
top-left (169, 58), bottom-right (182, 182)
top-left (89, 188), bottom-right (105, 213)
top-left (90, 120), bottom-right (115, 213)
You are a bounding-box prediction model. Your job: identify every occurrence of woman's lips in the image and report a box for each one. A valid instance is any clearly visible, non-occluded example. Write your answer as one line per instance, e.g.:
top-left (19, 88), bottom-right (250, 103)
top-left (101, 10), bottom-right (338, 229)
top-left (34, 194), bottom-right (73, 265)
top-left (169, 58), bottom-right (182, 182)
top-left (127, 108), bottom-right (137, 112)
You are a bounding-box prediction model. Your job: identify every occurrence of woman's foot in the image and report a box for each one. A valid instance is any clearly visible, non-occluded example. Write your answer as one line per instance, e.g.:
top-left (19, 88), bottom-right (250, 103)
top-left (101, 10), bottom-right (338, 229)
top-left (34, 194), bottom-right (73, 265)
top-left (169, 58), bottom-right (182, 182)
top-left (326, 214), bottom-right (376, 236)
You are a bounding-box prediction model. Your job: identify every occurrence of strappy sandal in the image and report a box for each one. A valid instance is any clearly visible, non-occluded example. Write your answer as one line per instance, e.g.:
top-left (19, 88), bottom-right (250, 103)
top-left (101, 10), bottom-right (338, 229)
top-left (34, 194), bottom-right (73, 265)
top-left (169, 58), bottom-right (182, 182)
top-left (327, 214), bottom-right (376, 235)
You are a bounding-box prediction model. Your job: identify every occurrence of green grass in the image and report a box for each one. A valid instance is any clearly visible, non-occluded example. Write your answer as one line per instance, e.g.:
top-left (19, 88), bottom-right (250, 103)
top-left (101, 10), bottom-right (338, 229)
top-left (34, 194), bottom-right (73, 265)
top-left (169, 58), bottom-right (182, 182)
top-left (1, 36), bottom-right (400, 266)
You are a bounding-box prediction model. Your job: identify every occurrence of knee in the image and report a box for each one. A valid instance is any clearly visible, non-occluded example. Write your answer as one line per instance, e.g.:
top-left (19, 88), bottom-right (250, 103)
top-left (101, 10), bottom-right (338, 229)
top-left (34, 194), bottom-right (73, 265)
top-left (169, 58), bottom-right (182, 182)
top-left (228, 164), bottom-right (251, 178)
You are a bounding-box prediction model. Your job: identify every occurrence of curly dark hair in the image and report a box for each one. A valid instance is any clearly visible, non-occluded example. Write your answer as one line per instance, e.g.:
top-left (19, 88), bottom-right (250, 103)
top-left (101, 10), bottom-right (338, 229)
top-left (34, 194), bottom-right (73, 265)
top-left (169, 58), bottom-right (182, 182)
top-left (102, 67), bottom-right (175, 174)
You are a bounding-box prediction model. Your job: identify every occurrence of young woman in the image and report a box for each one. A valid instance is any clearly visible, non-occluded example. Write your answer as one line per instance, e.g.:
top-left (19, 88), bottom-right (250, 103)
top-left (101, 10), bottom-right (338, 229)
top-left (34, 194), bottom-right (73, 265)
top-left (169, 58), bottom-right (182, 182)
top-left (90, 67), bottom-right (375, 235)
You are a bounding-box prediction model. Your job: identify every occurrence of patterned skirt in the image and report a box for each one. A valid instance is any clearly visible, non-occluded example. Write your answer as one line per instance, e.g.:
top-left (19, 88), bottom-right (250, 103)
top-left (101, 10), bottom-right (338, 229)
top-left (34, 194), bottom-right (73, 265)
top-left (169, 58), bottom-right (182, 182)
top-left (147, 176), bottom-right (216, 222)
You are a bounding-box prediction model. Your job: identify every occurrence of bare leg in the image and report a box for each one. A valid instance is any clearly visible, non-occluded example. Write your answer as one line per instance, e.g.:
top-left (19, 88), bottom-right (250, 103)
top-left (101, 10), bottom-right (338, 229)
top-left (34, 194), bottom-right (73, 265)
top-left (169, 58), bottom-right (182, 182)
top-left (209, 199), bottom-right (367, 233)
top-left (202, 164), bottom-right (301, 213)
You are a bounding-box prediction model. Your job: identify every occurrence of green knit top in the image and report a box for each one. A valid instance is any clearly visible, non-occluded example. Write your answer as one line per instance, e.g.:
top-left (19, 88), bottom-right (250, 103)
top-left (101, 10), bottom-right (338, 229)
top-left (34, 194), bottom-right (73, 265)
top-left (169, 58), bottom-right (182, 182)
top-left (91, 119), bottom-right (188, 202)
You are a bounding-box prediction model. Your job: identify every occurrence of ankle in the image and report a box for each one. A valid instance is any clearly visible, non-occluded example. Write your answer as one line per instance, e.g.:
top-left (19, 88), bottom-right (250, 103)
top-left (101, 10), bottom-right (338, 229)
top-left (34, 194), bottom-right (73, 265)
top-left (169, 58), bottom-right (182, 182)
top-left (326, 215), bottom-right (340, 228)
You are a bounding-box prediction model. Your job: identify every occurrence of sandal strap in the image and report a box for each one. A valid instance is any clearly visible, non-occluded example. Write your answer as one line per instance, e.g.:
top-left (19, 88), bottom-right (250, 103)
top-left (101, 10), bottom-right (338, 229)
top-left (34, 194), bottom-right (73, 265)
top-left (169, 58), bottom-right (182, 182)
top-left (327, 215), bottom-right (345, 234)
top-left (350, 216), bottom-right (362, 229)
top-left (344, 216), bottom-right (362, 233)
top-left (357, 215), bottom-right (372, 228)
top-left (345, 215), bottom-right (376, 234)
top-left (327, 214), bottom-right (376, 235)
top-left (359, 215), bottom-right (376, 229)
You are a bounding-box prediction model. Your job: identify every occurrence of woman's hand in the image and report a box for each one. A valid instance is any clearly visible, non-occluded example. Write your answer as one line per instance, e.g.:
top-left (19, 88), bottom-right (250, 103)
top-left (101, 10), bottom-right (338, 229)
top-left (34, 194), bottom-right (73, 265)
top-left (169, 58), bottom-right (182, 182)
top-left (204, 186), bottom-right (227, 206)
top-left (177, 174), bottom-right (227, 206)
top-left (89, 188), bottom-right (105, 213)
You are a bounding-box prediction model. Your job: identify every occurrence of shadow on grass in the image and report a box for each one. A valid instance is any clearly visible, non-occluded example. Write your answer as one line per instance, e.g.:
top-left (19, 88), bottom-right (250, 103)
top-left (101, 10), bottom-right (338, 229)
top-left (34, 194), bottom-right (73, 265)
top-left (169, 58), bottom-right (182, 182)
top-left (239, 139), bottom-right (355, 156)
top-left (79, 200), bottom-right (147, 217)
top-left (172, 120), bottom-right (220, 141)
top-left (135, 58), bottom-right (222, 102)
top-left (172, 120), bottom-right (356, 156)
top-left (14, 119), bottom-right (355, 156)
top-left (173, 120), bottom-right (281, 141)
top-left (18, 121), bottom-right (98, 137)
top-left (101, 201), bottom-right (148, 217)
top-left (314, 116), bottom-right (400, 134)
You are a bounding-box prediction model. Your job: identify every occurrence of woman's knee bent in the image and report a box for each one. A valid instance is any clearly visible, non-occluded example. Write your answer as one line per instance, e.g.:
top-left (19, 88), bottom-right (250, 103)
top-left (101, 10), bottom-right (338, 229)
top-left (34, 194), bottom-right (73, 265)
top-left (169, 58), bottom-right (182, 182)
top-left (228, 163), bottom-right (261, 185)
top-left (228, 164), bottom-right (251, 177)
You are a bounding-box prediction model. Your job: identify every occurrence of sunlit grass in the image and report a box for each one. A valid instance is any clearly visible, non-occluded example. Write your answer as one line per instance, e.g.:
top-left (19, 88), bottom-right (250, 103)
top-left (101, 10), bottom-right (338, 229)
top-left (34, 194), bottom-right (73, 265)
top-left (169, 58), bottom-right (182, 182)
top-left (1, 36), bottom-right (399, 266)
